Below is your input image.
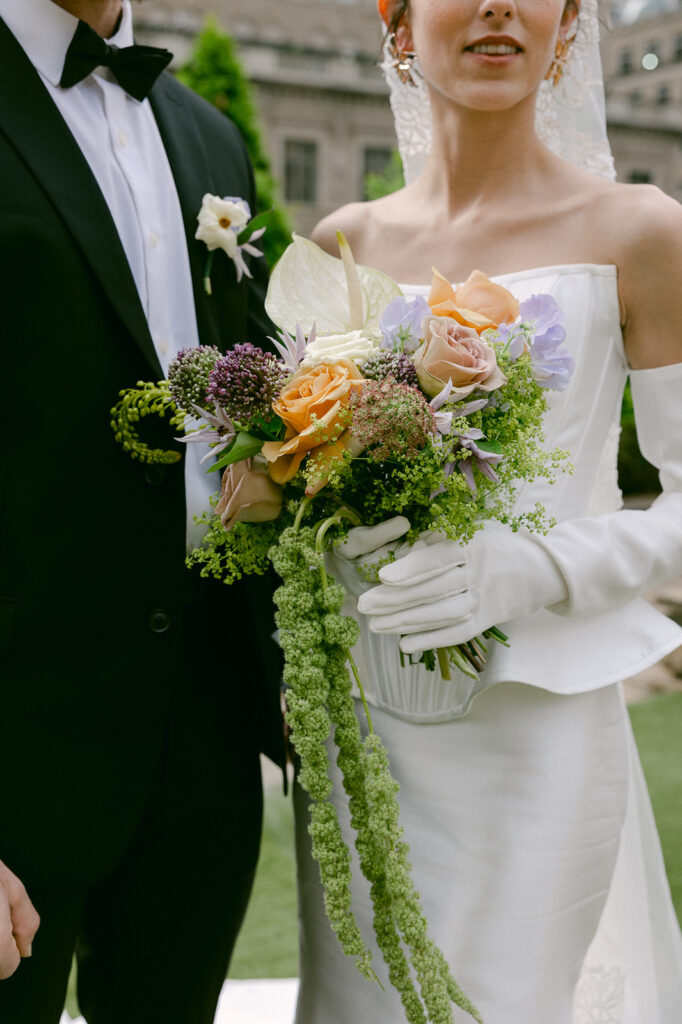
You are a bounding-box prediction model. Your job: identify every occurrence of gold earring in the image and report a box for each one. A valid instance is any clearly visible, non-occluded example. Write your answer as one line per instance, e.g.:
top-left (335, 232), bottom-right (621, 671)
top-left (545, 33), bottom-right (576, 87)
top-left (388, 33), bottom-right (420, 87)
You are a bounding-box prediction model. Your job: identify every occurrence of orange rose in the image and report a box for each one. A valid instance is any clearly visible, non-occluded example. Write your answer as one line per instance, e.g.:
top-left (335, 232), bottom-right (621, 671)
top-left (428, 268), bottom-right (519, 333)
top-left (262, 359), bottom-right (365, 484)
top-left (215, 458), bottom-right (283, 531)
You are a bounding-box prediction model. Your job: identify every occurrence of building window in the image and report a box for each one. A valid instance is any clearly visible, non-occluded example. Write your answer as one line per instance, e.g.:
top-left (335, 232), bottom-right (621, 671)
top-left (284, 140), bottom-right (318, 203)
top-left (656, 84), bottom-right (670, 105)
top-left (620, 48), bottom-right (633, 75)
top-left (362, 146), bottom-right (393, 198)
top-left (675, 35), bottom-right (682, 62)
top-left (630, 90), bottom-right (642, 104)
top-left (629, 171), bottom-right (652, 184)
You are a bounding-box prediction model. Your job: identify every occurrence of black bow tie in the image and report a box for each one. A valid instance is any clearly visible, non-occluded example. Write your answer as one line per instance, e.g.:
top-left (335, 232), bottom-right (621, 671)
top-left (59, 20), bottom-right (172, 101)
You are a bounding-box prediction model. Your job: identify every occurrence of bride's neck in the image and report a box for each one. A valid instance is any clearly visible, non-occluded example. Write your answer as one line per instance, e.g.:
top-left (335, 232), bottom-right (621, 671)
top-left (420, 93), bottom-right (549, 212)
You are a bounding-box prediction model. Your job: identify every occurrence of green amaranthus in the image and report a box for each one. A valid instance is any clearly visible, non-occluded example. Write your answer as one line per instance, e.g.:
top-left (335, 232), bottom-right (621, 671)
top-left (271, 519), bottom-right (483, 1024)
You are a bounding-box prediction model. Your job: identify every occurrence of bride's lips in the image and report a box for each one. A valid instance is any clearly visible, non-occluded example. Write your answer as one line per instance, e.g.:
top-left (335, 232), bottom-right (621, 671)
top-left (463, 34), bottom-right (523, 67)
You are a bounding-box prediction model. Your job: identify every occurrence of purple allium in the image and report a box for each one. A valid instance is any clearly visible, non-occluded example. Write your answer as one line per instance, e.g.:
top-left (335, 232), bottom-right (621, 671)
top-left (207, 343), bottom-right (288, 426)
top-left (168, 345), bottom-right (222, 413)
top-left (380, 295), bottom-right (430, 354)
top-left (349, 378), bottom-right (437, 461)
top-left (360, 350), bottom-right (419, 389)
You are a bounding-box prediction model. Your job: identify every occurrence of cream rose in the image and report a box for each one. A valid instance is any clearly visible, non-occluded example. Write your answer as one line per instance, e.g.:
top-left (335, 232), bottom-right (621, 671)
top-left (301, 330), bottom-right (379, 368)
top-left (413, 316), bottom-right (507, 399)
top-left (215, 458), bottom-right (283, 531)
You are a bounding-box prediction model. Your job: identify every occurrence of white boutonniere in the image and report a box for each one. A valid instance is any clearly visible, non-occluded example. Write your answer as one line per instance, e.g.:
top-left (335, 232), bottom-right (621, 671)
top-left (195, 194), bottom-right (268, 294)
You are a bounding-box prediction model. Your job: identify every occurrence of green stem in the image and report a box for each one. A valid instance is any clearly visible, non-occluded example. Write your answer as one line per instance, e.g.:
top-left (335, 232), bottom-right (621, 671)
top-left (292, 495), bottom-right (312, 532)
top-left (436, 647), bottom-right (452, 681)
top-left (346, 648), bottom-right (374, 735)
top-left (448, 645), bottom-right (479, 680)
top-left (203, 250), bottom-right (215, 295)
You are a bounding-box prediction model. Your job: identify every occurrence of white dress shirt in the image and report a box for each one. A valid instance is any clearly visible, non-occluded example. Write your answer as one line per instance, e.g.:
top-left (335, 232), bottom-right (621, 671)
top-left (0, 0), bottom-right (216, 549)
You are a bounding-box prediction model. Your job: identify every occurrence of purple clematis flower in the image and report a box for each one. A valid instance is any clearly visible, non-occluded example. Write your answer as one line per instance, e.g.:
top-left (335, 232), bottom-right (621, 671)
top-left (177, 404), bottom-right (236, 463)
top-left (380, 295), bottom-right (431, 354)
top-left (457, 428), bottom-right (503, 494)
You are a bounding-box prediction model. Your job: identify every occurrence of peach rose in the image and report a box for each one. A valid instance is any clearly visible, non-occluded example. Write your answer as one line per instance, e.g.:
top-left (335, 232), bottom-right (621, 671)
top-left (215, 458), bottom-right (283, 531)
top-left (429, 268), bottom-right (519, 333)
top-left (413, 316), bottom-right (507, 399)
top-left (261, 358), bottom-right (365, 484)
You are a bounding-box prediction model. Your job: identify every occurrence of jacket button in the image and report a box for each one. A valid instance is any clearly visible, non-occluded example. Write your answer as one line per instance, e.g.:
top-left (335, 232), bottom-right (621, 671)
top-left (145, 465), bottom-right (167, 486)
top-left (148, 609), bottom-right (171, 634)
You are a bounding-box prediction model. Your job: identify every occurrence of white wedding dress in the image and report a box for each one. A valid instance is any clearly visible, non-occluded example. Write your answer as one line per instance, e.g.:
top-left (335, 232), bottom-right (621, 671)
top-left (293, 265), bottom-right (682, 1024)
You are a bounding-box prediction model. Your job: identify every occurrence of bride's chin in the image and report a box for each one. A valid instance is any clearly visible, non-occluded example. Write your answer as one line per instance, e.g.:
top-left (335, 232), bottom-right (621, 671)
top-left (431, 82), bottom-right (534, 117)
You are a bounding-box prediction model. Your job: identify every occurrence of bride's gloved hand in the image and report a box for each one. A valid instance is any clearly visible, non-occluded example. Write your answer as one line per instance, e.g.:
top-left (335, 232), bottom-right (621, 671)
top-left (356, 521), bottom-right (568, 654)
top-left (327, 516), bottom-right (416, 599)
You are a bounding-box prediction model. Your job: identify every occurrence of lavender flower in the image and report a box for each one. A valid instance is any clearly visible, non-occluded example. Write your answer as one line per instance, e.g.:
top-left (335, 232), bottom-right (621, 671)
top-left (379, 295), bottom-right (430, 354)
top-left (207, 343), bottom-right (287, 427)
top-left (349, 378), bottom-right (437, 461)
top-left (360, 350), bottom-right (419, 389)
top-left (529, 335), bottom-right (576, 391)
top-left (168, 345), bottom-right (222, 413)
top-left (519, 293), bottom-right (575, 390)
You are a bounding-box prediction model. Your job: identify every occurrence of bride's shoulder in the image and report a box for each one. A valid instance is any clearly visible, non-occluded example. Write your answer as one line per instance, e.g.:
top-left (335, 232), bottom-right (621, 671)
top-left (586, 180), bottom-right (682, 268)
top-left (593, 181), bottom-right (682, 366)
top-left (310, 191), bottom-right (407, 260)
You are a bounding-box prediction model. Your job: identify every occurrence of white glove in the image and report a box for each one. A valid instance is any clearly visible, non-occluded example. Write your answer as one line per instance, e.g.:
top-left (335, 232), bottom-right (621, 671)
top-left (357, 521), bottom-right (567, 653)
top-left (359, 361), bottom-right (682, 653)
top-left (326, 516), bottom-right (413, 599)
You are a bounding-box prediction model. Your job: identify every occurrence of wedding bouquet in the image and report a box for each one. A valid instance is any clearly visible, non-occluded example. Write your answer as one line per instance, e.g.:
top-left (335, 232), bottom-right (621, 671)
top-left (111, 234), bottom-right (574, 1024)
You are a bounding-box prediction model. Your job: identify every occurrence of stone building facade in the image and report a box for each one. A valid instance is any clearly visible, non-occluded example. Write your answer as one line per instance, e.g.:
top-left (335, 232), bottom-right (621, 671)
top-left (136, 0), bottom-right (395, 235)
top-left (602, 0), bottom-right (682, 200)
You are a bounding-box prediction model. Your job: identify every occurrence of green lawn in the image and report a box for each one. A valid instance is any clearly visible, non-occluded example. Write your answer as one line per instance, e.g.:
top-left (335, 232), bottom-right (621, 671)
top-left (64, 691), bottom-right (682, 1015)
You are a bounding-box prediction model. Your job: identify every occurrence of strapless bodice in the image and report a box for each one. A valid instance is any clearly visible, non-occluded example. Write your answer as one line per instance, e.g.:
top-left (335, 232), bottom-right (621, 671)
top-left (344, 265), bottom-right (682, 722)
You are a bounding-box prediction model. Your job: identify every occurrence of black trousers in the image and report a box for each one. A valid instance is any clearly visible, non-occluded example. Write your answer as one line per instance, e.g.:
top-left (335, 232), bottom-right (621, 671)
top-left (0, 689), bottom-right (264, 1024)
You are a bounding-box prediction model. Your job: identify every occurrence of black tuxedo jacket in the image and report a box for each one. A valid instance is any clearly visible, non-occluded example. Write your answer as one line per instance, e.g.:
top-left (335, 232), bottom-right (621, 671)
top-left (0, 19), bottom-right (283, 888)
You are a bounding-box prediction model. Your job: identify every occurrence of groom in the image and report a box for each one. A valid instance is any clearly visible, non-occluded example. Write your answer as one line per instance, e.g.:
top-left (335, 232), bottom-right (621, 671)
top-left (0, 1), bottom-right (284, 1021)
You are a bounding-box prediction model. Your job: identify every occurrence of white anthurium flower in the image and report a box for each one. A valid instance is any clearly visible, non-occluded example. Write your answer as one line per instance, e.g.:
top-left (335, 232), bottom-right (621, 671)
top-left (301, 329), bottom-right (379, 368)
top-left (195, 194), bottom-right (251, 256)
top-left (265, 233), bottom-right (402, 337)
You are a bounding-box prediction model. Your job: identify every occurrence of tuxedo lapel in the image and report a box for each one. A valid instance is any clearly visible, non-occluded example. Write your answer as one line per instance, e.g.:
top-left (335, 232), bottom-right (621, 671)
top-left (0, 18), bottom-right (162, 377)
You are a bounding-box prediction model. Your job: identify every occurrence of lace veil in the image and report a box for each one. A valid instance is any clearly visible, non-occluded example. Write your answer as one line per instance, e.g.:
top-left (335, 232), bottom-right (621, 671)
top-left (381, 0), bottom-right (616, 184)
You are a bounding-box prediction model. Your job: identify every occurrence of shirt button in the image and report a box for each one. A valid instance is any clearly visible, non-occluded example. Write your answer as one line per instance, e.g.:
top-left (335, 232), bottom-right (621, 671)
top-left (148, 609), bottom-right (171, 634)
top-left (117, 130), bottom-right (127, 147)
top-left (149, 232), bottom-right (159, 248)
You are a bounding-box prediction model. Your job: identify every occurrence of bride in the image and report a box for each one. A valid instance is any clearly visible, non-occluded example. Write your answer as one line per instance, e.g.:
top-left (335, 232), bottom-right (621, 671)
top-left (292, 1), bottom-right (682, 1022)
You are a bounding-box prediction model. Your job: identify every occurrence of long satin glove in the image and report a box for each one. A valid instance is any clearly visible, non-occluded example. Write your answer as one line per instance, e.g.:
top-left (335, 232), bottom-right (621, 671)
top-left (326, 516), bottom-right (412, 599)
top-left (359, 362), bottom-right (682, 654)
top-left (357, 521), bottom-right (568, 654)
